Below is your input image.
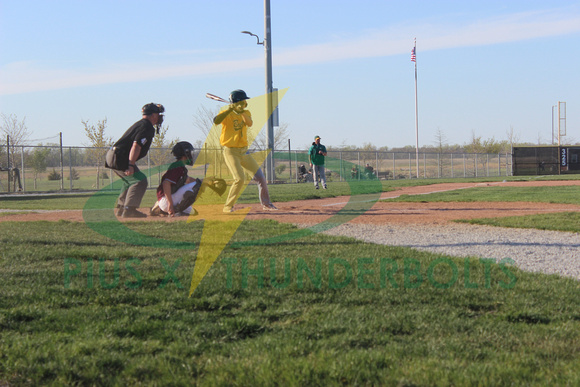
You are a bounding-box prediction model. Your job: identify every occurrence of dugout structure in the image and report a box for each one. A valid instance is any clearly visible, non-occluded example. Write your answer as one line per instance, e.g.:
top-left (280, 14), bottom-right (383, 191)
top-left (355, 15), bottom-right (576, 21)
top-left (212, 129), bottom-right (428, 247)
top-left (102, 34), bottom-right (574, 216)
top-left (512, 146), bottom-right (580, 176)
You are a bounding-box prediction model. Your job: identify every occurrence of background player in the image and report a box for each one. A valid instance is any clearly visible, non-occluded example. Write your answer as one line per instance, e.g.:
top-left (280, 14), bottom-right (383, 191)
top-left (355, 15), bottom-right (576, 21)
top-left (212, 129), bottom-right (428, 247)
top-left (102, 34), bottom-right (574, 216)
top-left (309, 135), bottom-right (327, 189)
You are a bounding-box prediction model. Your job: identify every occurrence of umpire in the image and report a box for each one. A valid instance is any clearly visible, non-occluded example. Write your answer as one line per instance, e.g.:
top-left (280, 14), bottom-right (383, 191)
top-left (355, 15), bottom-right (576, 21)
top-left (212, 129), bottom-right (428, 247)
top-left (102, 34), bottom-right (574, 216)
top-left (105, 103), bottom-right (164, 218)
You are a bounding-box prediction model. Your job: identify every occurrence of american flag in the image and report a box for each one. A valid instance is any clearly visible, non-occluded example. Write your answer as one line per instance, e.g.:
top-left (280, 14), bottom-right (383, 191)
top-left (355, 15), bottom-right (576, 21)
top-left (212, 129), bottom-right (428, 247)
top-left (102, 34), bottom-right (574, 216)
top-left (411, 47), bottom-right (416, 62)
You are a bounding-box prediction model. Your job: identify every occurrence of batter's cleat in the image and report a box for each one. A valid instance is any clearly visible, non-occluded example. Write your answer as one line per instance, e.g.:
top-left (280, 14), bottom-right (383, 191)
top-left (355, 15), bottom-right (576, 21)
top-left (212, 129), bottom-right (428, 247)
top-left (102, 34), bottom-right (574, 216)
top-left (223, 206), bottom-right (234, 213)
top-left (262, 203), bottom-right (278, 211)
top-left (122, 207), bottom-right (147, 218)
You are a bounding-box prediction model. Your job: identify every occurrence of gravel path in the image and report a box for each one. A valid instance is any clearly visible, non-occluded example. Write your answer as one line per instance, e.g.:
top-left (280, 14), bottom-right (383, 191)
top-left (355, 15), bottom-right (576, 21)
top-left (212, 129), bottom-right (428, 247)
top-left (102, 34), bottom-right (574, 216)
top-left (323, 223), bottom-right (580, 281)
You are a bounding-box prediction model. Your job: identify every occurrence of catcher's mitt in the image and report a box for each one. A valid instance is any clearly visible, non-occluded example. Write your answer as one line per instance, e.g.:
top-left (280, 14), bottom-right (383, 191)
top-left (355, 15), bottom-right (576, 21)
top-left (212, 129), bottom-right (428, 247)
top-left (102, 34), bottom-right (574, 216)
top-left (205, 178), bottom-right (227, 196)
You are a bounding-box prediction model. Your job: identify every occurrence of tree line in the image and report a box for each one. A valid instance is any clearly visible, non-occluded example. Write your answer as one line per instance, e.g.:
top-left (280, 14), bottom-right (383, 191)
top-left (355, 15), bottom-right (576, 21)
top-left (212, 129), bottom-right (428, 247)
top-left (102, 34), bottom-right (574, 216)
top-left (2, 111), bottom-right (577, 176)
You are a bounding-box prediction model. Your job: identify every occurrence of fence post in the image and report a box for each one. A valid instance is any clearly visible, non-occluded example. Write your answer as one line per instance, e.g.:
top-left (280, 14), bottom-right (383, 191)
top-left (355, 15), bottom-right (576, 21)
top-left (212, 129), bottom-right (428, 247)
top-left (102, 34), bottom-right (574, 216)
top-left (340, 151), bottom-right (343, 182)
top-left (451, 154), bottom-right (454, 178)
top-left (59, 132), bottom-right (64, 191)
top-left (69, 147), bottom-right (73, 191)
top-left (20, 146), bottom-right (25, 192)
top-left (7, 135), bottom-right (11, 193)
top-left (287, 139), bottom-right (292, 183)
top-left (486, 154), bottom-right (489, 176)
top-left (357, 152), bottom-right (361, 180)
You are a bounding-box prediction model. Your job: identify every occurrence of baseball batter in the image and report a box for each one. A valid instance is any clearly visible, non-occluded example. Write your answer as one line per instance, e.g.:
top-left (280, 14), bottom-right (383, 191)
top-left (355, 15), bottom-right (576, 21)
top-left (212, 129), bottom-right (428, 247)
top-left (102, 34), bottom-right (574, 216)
top-left (213, 89), bottom-right (277, 213)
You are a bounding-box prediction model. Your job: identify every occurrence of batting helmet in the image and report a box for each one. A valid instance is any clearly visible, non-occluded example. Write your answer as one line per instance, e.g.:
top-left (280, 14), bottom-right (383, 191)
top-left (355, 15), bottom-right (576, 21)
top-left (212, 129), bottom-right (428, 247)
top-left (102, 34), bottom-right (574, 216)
top-left (142, 103), bottom-right (165, 115)
top-left (172, 141), bottom-right (195, 165)
top-left (229, 90), bottom-right (249, 104)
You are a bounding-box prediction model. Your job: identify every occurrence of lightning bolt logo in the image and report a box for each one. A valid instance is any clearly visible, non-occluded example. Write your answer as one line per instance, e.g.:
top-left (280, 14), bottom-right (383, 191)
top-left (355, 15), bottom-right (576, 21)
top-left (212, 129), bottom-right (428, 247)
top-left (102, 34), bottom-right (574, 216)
top-left (187, 89), bottom-right (287, 296)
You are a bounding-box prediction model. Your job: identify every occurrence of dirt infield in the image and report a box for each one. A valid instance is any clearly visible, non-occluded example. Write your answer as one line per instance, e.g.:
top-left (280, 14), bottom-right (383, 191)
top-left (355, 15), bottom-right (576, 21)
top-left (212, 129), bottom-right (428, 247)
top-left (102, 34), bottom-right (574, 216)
top-left (2, 180), bottom-right (580, 225)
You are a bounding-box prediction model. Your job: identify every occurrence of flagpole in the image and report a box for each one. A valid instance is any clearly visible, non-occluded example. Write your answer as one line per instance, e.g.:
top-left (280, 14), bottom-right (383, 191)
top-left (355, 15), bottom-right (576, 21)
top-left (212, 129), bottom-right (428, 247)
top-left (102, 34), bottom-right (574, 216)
top-left (413, 38), bottom-right (419, 178)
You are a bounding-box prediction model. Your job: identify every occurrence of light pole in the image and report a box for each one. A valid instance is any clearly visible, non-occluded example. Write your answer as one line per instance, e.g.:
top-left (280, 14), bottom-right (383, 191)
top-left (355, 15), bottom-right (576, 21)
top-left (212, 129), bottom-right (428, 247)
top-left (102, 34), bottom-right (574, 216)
top-left (241, 0), bottom-right (275, 182)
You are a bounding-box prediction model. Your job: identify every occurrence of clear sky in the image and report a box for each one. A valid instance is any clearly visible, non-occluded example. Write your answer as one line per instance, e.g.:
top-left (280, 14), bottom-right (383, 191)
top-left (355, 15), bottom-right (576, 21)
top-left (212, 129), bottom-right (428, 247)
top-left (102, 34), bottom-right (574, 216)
top-left (1, 0), bottom-right (579, 150)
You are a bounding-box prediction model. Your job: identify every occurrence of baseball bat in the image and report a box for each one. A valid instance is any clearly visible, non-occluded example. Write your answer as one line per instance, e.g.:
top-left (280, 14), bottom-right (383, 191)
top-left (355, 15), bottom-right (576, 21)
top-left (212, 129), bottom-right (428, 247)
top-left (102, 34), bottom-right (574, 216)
top-left (205, 93), bottom-right (228, 103)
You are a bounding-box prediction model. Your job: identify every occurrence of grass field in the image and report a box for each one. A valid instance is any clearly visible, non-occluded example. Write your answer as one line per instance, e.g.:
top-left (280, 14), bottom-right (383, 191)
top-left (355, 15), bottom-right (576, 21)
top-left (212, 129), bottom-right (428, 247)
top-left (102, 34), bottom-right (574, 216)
top-left (383, 181), bottom-right (580, 233)
top-left (1, 177), bottom-right (580, 385)
top-left (385, 185), bottom-right (580, 204)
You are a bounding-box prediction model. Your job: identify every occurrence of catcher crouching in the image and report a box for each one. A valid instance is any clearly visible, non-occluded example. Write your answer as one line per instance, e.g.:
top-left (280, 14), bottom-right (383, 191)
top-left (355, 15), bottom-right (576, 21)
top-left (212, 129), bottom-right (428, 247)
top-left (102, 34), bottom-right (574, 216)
top-left (150, 142), bottom-right (227, 217)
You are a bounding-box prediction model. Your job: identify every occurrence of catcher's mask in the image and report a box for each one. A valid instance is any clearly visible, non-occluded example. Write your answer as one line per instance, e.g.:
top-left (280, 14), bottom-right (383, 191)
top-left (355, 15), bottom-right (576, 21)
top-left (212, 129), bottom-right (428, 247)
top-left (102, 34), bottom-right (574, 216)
top-left (172, 141), bottom-right (195, 165)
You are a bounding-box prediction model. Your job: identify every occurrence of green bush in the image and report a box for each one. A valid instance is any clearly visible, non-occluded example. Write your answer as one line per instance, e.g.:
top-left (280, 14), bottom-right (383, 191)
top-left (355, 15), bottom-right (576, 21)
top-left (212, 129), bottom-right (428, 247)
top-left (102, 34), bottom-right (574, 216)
top-left (275, 164), bottom-right (287, 176)
top-left (47, 169), bottom-right (61, 181)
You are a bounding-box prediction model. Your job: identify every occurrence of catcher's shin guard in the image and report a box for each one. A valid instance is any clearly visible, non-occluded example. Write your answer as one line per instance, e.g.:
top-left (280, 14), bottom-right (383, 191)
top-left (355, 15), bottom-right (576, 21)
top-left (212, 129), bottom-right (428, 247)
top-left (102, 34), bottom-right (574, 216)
top-left (174, 181), bottom-right (202, 213)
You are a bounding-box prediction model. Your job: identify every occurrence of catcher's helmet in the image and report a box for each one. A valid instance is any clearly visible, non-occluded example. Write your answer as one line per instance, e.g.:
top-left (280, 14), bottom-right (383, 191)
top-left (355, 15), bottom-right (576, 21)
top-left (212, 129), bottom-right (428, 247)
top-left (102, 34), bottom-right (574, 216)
top-left (172, 141), bottom-right (195, 165)
top-left (142, 103), bottom-right (165, 115)
top-left (229, 90), bottom-right (249, 103)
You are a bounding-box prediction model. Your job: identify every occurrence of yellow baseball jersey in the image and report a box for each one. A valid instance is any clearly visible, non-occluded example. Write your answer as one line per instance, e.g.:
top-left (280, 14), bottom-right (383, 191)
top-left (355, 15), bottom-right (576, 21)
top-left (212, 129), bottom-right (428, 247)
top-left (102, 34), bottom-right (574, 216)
top-left (219, 107), bottom-right (252, 148)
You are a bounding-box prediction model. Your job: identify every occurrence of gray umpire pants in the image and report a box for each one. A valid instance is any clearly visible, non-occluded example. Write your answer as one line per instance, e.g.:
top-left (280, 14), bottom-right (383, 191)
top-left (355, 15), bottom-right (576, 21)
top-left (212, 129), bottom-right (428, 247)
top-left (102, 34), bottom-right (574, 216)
top-left (106, 149), bottom-right (148, 208)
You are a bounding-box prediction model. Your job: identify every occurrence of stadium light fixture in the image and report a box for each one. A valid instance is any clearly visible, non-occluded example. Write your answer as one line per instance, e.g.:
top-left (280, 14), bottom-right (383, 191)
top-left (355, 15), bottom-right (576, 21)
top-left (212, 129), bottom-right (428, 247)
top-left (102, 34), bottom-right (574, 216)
top-left (241, 31), bottom-right (264, 45)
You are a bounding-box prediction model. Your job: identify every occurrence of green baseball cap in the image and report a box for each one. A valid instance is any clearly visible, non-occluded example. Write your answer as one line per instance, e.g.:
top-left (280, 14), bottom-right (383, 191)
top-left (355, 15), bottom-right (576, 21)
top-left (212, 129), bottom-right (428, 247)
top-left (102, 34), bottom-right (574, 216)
top-left (314, 135), bottom-right (321, 140)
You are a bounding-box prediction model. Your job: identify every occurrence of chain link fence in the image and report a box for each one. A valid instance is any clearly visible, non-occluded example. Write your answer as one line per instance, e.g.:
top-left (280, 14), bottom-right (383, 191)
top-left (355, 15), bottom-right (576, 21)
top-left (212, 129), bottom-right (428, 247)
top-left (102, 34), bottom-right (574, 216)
top-left (277, 150), bottom-right (512, 183)
top-left (0, 144), bottom-right (512, 193)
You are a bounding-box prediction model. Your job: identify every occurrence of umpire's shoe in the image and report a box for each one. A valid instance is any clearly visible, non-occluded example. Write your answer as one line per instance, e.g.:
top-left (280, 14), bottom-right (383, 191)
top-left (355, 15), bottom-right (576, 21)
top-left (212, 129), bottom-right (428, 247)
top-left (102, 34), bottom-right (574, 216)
top-left (122, 207), bottom-right (147, 218)
top-left (115, 204), bottom-right (124, 217)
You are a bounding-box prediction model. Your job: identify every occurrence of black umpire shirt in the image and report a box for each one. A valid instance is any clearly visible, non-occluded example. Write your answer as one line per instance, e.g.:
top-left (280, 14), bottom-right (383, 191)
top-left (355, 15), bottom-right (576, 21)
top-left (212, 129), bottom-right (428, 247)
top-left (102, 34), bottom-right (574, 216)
top-left (113, 118), bottom-right (156, 164)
